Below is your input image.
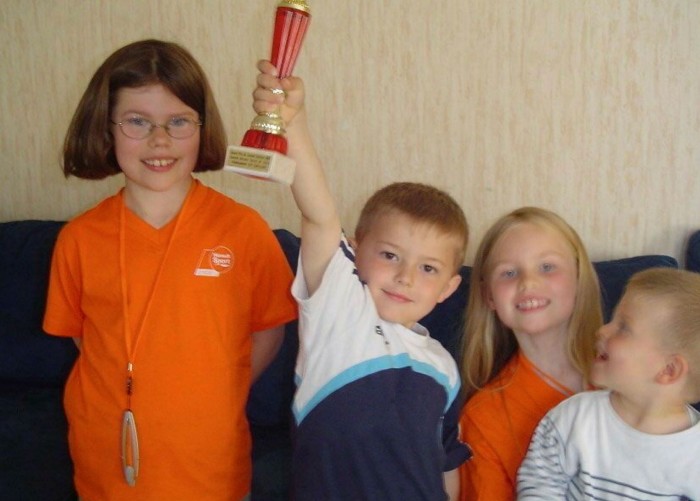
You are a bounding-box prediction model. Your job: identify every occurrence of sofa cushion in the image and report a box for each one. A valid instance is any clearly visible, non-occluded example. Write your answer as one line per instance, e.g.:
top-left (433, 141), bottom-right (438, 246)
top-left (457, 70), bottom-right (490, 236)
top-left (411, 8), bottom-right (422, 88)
top-left (246, 229), bottom-right (301, 427)
top-left (594, 255), bottom-right (679, 321)
top-left (419, 266), bottom-right (471, 360)
top-left (0, 382), bottom-right (76, 500)
top-left (0, 312), bottom-right (79, 387)
top-left (687, 230), bottom-right (700, 273)
top-left (0, 221), bottom-right (64, 320)
top-left (0, 221), bottom-right (78, 386)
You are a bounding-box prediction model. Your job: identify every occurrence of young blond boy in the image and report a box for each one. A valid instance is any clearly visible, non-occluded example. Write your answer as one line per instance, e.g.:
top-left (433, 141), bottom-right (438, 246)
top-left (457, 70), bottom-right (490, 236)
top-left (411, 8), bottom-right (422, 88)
top-left (517, 267), bottom-right (700, 499)
top-left (252, 61), bottom-right (472, 500)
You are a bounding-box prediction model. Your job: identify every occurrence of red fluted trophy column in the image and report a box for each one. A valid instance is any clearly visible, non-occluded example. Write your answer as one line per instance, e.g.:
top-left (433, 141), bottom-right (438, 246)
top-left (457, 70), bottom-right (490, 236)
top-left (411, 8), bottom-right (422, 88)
top-left (224, 1), bottom-right (311, 184)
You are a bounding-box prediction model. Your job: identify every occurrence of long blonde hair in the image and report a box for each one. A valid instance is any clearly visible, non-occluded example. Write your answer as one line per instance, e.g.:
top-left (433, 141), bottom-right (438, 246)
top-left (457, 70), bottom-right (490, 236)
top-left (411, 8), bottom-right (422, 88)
top-left (459, 207), bottom-right (602, 399)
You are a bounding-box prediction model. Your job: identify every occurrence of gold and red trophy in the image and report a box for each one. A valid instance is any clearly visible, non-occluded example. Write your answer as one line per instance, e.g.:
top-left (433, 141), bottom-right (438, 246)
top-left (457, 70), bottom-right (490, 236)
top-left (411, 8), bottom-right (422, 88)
top-left (224, 0), bottom-right (311, 184)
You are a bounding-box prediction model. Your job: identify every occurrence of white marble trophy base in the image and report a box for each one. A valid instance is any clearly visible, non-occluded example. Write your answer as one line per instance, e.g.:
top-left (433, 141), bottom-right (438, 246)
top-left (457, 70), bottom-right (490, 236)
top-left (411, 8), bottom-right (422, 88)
top-left (223, 144), bottom-right (296, 185)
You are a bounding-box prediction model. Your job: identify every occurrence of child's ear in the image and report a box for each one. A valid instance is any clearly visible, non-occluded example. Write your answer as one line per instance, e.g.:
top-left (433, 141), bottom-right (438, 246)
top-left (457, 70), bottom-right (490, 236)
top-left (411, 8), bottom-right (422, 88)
top-left (437, 274), bottom-right (462, 303)
top-left (656, 354), bottom-right (688, 385)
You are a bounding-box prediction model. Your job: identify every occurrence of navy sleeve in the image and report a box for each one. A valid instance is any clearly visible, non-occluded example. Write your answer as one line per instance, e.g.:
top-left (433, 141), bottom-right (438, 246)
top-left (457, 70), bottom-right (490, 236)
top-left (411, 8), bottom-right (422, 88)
top-left (442, 393), bottom-right (472, 471)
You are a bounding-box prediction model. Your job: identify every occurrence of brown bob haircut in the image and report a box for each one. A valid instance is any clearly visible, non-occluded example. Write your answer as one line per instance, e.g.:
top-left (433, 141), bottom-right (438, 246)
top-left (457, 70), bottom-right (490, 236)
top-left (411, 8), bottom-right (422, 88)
top-left (62, 39), bottom-right (226, 179)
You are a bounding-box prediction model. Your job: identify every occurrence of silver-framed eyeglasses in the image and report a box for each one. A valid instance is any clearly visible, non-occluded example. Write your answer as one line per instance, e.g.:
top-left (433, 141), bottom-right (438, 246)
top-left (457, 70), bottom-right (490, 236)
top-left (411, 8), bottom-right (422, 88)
top-left (111, 116), bottom-right (202, 140)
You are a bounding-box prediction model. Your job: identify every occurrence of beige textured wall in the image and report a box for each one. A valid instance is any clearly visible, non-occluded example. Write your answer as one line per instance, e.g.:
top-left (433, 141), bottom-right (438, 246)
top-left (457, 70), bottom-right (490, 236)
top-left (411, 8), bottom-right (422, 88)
top-left (1, 1), bottom-right (698, 264)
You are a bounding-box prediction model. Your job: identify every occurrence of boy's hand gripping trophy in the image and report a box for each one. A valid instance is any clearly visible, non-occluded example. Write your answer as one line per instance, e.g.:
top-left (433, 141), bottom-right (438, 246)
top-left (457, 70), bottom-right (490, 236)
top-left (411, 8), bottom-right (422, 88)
top-left (224, 0), bottom-right (311, 184)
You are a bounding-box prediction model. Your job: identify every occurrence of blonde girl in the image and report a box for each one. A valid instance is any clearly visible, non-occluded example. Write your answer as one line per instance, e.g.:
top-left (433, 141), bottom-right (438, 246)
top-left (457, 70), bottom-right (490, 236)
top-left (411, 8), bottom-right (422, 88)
top-left (457, 206), bottom-right (602, 500)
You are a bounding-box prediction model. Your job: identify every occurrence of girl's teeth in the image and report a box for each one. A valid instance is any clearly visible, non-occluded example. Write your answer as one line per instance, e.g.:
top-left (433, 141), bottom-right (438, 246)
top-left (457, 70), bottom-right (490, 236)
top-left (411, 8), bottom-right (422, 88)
top-left (147, 159), bottom-right (171, 167)
top-left (518, 299), bottom-right (546, 310)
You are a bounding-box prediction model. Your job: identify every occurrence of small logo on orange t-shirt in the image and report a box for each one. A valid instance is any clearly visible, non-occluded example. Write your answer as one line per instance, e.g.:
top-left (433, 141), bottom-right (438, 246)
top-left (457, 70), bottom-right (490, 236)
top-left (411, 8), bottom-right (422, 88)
top-left (194, 246), bottom-right (234, 277)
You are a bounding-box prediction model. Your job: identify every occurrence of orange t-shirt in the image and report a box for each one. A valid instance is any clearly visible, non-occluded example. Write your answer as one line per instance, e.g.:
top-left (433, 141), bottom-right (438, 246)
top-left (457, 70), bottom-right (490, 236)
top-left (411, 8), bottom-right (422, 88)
top-left (43, 181), bottom-right (297, 501)
top-left (458, 352), bottom-right (570, 501)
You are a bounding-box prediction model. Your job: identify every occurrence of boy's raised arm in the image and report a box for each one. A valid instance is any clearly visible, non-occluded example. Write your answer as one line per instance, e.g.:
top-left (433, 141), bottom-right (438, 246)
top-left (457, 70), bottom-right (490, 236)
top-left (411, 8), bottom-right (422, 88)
top-left (253, 61), bottom-right (341, 295)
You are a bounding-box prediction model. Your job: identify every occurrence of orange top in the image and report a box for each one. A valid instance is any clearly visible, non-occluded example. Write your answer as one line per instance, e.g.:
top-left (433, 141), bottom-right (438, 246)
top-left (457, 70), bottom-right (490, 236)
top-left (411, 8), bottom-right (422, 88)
top-left (458, 352), bottom-right (571, 501)
top-left (44, 181), bottom-right (297, 501)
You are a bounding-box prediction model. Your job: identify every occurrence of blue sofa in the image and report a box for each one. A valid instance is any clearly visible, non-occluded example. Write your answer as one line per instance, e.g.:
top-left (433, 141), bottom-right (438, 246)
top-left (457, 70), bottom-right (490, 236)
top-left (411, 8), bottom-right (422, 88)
top-left (1, 220), bottom-right (696, 501)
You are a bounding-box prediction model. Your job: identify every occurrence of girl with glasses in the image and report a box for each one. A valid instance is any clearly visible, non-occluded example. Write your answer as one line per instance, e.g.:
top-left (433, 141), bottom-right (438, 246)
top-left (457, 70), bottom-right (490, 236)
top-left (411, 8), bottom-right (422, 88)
top-left (43, 39), bottom-right (297, 501)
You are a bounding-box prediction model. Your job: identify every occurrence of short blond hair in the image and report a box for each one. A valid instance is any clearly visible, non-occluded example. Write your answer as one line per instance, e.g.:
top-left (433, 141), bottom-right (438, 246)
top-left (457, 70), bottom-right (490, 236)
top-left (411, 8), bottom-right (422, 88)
top-left (355, 182), bottom-right (469, 270)
top-left (624, 268), bottom-right (700, 402)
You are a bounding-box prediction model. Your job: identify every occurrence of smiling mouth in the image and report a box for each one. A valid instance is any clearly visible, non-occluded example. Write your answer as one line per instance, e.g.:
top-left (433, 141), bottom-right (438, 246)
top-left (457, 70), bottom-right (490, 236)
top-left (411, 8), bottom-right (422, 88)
top-left (144, 159), bottom-right (175, 169)
top-left (516, 298), bottom-right (549, 311)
